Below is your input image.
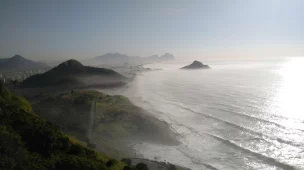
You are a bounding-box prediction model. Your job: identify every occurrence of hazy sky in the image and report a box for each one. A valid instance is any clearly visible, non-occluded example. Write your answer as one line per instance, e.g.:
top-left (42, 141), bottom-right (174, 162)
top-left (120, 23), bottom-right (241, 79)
top-left (1, 0), bottom-right (304, 61)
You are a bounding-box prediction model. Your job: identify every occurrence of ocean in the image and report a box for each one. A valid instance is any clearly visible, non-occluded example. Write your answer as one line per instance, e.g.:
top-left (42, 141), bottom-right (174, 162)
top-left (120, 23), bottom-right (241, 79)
top-left (122, 58), bottom-right (304, 170)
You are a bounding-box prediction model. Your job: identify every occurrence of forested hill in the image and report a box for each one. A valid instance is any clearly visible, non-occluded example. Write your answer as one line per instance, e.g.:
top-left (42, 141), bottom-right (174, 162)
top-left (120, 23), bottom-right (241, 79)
top-left (19, 59), bottom-right (126, 88)
top-left (0, 82), bottom-right (130, 170)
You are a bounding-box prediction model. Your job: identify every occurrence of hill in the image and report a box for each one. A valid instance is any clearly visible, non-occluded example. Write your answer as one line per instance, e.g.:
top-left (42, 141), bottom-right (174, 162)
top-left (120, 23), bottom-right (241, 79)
top-left (0, 83), bottom-right (128, 170)
top-left (30, 90), bottom-right (178, 158)
top-left (181, 60), bottom-right (211, 69)
top-left (19, 59), bottom-right (126, 88)
top-left (0, 55), bottom-right (48, 71)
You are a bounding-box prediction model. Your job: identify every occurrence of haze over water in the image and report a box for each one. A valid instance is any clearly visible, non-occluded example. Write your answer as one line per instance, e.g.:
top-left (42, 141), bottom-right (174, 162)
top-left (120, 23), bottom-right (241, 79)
top-left (123, 58), bottom-right (304, 170)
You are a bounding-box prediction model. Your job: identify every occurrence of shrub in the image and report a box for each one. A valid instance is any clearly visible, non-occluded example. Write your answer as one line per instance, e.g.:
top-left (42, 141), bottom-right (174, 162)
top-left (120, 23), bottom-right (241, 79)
top-left (106, 159), bottom-right (118, 167)
top-left (87, 142), bottom-right (96, 149)
top-left (168, 164), bottom-right (177, 170)
top-left (55, 155), bottom-right (107, 170)
top-left (135, 162), bottom-right (149, 170)
top-left (121, 158), bottom-right (132, 167)
top-left (0, 79), bottom-right (3, 94)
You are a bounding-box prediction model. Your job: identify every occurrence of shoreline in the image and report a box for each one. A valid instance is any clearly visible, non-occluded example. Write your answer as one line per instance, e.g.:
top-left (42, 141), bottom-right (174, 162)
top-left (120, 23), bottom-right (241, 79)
top-left (13, 67), bottom-right (190, 169)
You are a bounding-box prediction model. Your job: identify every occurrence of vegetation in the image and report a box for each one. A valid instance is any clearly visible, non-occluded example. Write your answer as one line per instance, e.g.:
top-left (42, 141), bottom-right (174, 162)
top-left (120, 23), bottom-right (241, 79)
top-left (0, 79), bottom-right (3, 94)
top-left (135, 163), bottom-right (149, 170)
top-left (121, 159), bottom-right (132, 167)
top-left (31, 90), bottom-right (177, 158)
top-left (19, 59), bottom-right (125, 88)
top-left (0, 85), bottom-right (128, 170)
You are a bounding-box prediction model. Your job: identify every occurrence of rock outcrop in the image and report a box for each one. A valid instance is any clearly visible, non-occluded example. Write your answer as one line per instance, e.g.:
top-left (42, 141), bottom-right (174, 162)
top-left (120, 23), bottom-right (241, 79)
top-left (181, 60), bottom-right (210, 69)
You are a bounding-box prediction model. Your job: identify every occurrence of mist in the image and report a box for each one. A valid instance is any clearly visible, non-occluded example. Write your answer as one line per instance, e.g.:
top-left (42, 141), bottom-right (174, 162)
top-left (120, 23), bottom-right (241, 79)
top-left (1, 1), bottom-right (304, 170)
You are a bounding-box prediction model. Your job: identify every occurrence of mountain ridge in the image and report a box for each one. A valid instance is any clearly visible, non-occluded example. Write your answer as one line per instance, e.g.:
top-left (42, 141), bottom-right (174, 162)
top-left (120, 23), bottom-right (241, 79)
top-left (19, 59), bottom-right (126, 88)
top-left (0, 55), bottom-right (48, 71)
top-left (84, 53), bottom-right (175, 66)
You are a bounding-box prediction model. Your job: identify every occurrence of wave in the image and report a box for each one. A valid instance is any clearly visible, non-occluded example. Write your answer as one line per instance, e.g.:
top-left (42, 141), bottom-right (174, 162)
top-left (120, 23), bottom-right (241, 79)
top-left (138, 94), bottom-right (299, 169)
top-left (142, 96), bottom-right (303, 148)
top-left (174, 103), bottom-right (304, 147)
top-left (200, 132), bottom-right (296, 170)
top-left (177, 149), bottom-right (220, 170)
top-left (178, 124), bottom-right (297, 170)
top-left (154, 92), bottom-right (295, 132)
top-left (207, 106), bottom-right (299, 131)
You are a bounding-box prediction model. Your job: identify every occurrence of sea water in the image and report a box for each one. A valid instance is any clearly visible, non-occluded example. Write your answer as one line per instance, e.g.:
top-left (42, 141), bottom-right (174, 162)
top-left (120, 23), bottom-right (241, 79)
top-left (123, 58), bottom-right (304, 170)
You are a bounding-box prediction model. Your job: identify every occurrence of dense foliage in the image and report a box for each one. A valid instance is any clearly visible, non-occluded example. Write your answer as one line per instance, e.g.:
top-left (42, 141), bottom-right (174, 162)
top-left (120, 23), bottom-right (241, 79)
top-left (135, 163), bottom-right (149, 170)
top-left (0, 85), bottom-right (127, 170)
top-left (31, 90), bottom-right (177, 158)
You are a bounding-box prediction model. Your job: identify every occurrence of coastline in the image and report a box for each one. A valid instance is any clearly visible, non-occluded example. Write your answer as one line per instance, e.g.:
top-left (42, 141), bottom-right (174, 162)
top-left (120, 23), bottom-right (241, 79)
top-left (13, 67), bottom-right (190, 169)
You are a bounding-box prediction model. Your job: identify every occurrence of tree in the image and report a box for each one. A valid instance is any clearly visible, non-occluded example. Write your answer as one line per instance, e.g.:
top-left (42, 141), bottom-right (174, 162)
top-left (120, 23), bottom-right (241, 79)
top-left (135, 162), bottom-right (149, 170)
top-left (121, 158), bottom-right (132, 167)
top-left (168, 164), bottom-right (177, 170)
top-left (0, 79), bottom-right (3, 94)
top-left (106, 159), bottom-right (117, 167)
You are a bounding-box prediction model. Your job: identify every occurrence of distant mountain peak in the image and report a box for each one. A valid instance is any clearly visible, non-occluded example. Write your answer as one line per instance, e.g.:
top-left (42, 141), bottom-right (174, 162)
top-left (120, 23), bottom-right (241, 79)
top-left (54, 59), bottom-right (85, 73)
top-left (62, 59), bottom-right (84, 67)
top-left (12, 54), bottom-right (24, 59)
top-left (0, 55), bottom-right (48, 71)
top-left (10, 55), bottom-right (28, 62)
top-left (96, 53), bottom-right (129, 59)
top-left (160, 53), bottom-right (175, 60)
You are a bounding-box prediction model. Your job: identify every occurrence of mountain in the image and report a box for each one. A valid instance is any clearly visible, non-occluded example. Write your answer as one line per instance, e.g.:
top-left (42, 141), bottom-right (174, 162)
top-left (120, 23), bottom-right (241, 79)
top-left (159, 53), bottom-right (175, 60)
top-left (85, 53), bottom-right (175, 66)
top-left (181, 60), bottom-right (211, 69)
top-left (0, 55), bottom-right (48, 71)
top-left (19, 59), bottom-right (126, 88)
top-left (96, 53), bottom-right (130, 61)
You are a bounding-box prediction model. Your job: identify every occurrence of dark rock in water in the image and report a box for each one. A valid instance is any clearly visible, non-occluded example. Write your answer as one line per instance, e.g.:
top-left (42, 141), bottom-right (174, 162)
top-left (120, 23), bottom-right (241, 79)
top-left (181, 60), bottom-right (210, 69)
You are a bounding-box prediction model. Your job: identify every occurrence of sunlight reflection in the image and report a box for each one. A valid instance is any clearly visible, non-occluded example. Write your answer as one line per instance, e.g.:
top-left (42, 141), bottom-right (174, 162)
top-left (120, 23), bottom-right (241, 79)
top-left (272, 58), bottom-right (304, 121)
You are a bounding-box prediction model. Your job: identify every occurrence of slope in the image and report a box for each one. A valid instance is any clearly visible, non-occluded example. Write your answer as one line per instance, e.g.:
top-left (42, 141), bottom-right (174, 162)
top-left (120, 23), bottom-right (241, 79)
top-left (19, 59), bottom-right (126, 88)
top-left (0, 83), bottom-right (128, 170)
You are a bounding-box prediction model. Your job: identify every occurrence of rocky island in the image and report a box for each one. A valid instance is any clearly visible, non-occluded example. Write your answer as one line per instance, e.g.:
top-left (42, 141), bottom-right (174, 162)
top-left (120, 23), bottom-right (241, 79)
top-left (181, 60), bottom-right (210, 69)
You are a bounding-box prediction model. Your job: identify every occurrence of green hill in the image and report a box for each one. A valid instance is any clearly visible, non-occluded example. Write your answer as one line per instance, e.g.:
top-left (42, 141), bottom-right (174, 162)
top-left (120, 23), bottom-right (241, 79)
top-left (0, 83), bottom-right (128, 170)
top-left (30, 90), bottom-right (178, 158)
top-left (19, 59), bottom-right (126, 88)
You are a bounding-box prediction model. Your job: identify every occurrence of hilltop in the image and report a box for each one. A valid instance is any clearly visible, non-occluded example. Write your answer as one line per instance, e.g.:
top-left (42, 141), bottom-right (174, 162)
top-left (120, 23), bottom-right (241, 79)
top-left (19, 59), bottom-right (126, 88)
top-left (0, 55), bottom-right (48, 71)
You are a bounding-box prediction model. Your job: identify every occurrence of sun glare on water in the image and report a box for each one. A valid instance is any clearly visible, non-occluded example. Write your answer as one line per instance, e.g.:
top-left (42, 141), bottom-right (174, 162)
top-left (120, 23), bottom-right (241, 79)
top-left (272, 58), bottom-right (304, 121)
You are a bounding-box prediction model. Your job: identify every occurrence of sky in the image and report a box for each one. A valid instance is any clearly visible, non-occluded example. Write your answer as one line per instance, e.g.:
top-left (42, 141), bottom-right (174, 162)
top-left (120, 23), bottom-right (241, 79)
top-left (1, 0), bottom-right (304, 61)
